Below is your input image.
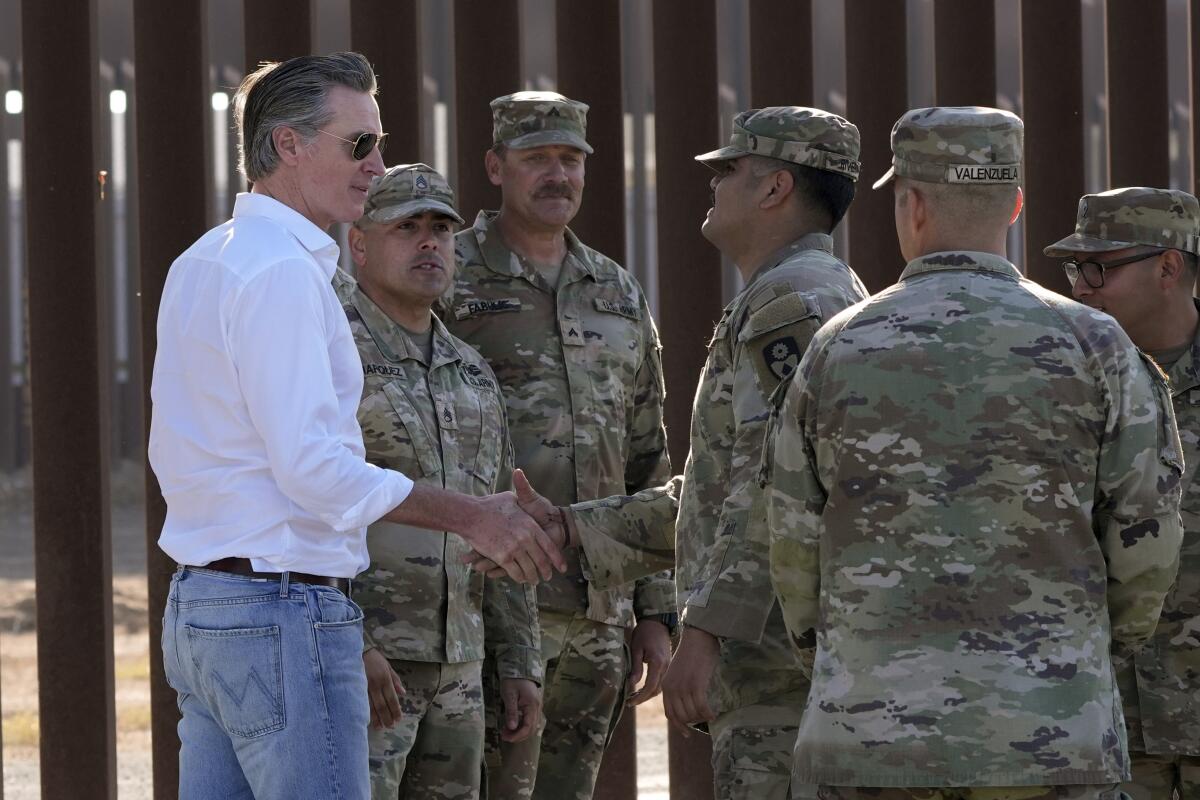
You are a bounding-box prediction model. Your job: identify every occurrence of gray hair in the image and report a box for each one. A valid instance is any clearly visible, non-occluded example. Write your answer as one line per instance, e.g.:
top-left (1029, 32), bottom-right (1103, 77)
top-left (234, 52), bottom-right (377, 182)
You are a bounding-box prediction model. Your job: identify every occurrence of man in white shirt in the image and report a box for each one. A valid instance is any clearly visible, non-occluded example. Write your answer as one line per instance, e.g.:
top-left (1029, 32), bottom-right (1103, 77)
top-left (150, 52), bottom-right (564, 800)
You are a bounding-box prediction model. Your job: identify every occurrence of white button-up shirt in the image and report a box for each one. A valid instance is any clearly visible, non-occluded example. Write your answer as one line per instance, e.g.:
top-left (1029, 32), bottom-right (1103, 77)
top-left (150, 193), bottom-right (413, 577)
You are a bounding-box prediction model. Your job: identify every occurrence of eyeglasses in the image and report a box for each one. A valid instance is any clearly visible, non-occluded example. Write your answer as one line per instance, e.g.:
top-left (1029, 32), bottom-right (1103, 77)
top-left (317, 129), bottom-right (389, 161)
top-left (1062, 249), bottom-right (1165, 289)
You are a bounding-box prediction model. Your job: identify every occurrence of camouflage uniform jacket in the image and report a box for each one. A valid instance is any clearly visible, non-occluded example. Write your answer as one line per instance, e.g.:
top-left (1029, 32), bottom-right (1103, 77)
top-left (445, 211), bottom-right (676, 627)
top-left (337, 272), bottom-right (542, 682)
top-left (766, 251), bottom-right (1185, 787)
top-left (678, 233), bottom-right (868, 712)
top-left (1120, 297), bottom-right (1200, 756)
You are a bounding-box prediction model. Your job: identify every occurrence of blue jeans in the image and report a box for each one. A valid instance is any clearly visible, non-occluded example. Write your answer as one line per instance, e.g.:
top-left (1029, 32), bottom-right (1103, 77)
top-left (162, 567), bottom-right (370, 799)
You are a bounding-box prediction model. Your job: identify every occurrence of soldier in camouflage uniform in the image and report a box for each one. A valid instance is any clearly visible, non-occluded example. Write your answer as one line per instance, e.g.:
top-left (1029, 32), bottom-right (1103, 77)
top-left (765, 107), bottom-right (1186, 799)
top-left (339, 163), bottom-right (543, 799)
top-left (657, 107), bottom-right (868, 800)
top-left (1046, 187), bottom-right (1200, 800)
top-left (443, 91), bottom-right (676, 800)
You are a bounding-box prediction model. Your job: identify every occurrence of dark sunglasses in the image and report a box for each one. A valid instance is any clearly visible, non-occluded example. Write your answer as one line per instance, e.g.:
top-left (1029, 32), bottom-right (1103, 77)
top-left (1061, 249), bottom-right (1165, 289)
top-left (317, 129), bottom-right (389, 161)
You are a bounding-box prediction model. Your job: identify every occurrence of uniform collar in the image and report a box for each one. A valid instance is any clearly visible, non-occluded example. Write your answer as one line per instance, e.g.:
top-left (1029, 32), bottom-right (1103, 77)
top-left (471, 210), bottom-right (598, 289)
top-left (349, 283), bottom-right (463, 370)
top-left (233, 192), bottom-right (340, 277)
top-left (1165, 298), bottom-right (1200, 396)
top-left (899, 251), bottom-right (1021, 283)
top-left (745, 232), bottom-right (835, 290)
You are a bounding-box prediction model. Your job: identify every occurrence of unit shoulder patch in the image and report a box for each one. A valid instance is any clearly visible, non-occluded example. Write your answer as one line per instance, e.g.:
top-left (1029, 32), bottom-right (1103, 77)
top-left (741, 291), bottom-right (820, 394)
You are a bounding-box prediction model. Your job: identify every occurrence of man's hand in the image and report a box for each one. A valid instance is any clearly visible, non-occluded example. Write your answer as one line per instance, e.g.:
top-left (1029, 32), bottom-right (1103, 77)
top-left (627, 618), bottom-right (672, 706)
top-left (661, 626), bottom-right (719, 737)
top-left (499, 678), bottom-right (543, 743)
top-left (465, 469), bottom-right (568, 578)
top-left (363, 647), bottom-right (405, 730)
top-left (385, 483), bottom-right (566, 585)
top-left (462, 487), bottom-right (566, 584)
top-left (513, 469), bottom-right (568, 546)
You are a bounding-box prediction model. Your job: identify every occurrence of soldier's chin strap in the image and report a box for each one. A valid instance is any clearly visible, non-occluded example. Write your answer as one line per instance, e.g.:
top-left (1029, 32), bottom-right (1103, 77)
top-left (1009, 187), bottom-right (1025, 227)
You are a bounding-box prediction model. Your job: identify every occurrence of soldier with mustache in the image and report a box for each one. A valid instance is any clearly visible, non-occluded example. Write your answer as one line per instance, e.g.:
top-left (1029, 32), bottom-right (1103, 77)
top-left (444, 91), bottom-right (676, 800)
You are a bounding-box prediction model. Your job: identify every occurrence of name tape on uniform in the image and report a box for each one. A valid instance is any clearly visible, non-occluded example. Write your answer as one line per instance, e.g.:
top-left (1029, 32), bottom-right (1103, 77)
top-left (945, 164), bottom-right (1020, 184)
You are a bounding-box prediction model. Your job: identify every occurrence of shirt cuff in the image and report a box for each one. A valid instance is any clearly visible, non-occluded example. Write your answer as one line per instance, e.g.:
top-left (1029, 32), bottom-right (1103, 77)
top-left (327, 467), bottom-right (414, 532)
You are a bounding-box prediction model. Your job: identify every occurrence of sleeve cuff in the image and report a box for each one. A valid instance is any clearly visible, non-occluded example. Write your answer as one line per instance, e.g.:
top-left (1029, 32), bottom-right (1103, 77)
top-left (493, 644), bottom-right (545, 684)
top-left (682, 597), bottom-right (772, 642)
top-left (327, 467), bottom-right (414, 532)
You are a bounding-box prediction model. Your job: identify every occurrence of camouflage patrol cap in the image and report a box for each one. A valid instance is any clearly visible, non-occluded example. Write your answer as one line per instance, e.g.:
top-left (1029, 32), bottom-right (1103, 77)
top-left (695, 107), bottom-right (861, 180)
top-left (871, 106), bottom-right (1023, 190)
top-left (360, 163), bottom-right (464, 226)
top-left (490, 90), bottom-right (593, 154)
top-left (1043, 187), bottom-right (1200, 257)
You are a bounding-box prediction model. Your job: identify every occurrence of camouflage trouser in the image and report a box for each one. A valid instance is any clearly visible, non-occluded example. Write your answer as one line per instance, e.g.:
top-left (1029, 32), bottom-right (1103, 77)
top-left (486, 610), bottom-right (628, 800)
top-left (794, 785), bottom-right (1126, 800)
top-left (369, 658), bottom-right (484, 800)
top-left (709, 701), bottom-right (802, 800)
top-left (1125, 750), bottom-right (1200, 799)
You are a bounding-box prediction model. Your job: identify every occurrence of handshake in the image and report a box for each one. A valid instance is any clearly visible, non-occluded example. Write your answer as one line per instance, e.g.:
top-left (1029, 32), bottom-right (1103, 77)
top-left (457, 468), bottom-right (578, 584)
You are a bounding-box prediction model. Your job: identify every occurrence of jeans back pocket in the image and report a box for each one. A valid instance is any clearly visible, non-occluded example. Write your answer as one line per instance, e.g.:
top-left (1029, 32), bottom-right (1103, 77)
top-left (185, 624), bottom-right (285, 738)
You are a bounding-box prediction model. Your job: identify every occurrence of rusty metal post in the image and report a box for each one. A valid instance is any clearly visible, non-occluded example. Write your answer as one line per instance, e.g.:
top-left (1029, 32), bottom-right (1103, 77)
top-left (844, 0), bottom-right (908, 292)
top-left (0, 0), bottom-right (16, 477)
top-left (350, 0), bottom-right (420, 164)
top-left (452, 0), bottom-right (520, 219)
top-left (1020, 0), bottom-right (1085, 290)
top-left (1193, 0), bottom-right (1200, 193)
top-left (933, 0), bottom-right (996, 105)
top-left (1107, 0), bottom-right (1170, 188)
top-left (554, 5), bottom-right (637, 797)
top-left (749, 0), bottom-right (814, 107)
top-left (244, 0), bottom-right (312, 67)
top-left (21, 1), bottom-right (118, 797)
top-left (652, 2), bottom-right (721, 796)
top-left (556, 0), bottom-right (626, 264)
top-left (131, 1), bottom-right (208, 796)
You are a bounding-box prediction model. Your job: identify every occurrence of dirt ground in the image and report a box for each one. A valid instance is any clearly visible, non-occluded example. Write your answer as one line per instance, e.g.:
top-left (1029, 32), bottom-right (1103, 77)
top-left (0, 463), bottom-right (673, 799)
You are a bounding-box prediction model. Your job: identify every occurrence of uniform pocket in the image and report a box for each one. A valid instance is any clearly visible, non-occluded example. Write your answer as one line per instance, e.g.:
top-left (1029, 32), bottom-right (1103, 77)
top-left (185, 624), bottom-right (284, 738)
top-left (728, 725), bottom-right (797, 800)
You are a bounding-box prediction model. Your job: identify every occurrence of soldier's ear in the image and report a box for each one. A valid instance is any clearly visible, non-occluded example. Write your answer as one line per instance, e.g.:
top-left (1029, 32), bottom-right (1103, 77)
top-left (1009, 187), bottom-right (1024, 227)
top-left (485, 149), bottom-right (504, 187)
top-left (1160, 248), bottom-right (1187, 287)
top-left (347, 224), bottom-right (369, 268)
top-left (760, 168), bottom-right (794, 210)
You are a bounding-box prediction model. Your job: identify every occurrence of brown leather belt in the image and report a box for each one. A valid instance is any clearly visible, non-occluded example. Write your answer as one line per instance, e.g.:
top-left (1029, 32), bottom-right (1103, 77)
top-left (198, 557), bottom-right (350, 594)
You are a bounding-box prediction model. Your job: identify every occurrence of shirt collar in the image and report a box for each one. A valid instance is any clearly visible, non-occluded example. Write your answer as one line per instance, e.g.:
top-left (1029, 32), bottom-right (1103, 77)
top-left (899, 251), bottom-right (1021, 283)
top-left (349, 283), bottom-right (463, 369)
top-left (233, 192), bottom-right (341, 277)
top-left (1165, 298), bottom-right (1200, 396)
top-left (745, 232), bottom-right (835, 289)
top-left (471, 210), bottom-right (598, 288)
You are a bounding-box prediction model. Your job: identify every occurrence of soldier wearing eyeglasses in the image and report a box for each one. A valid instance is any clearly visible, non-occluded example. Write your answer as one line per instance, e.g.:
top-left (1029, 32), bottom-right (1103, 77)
top-left (1046, 186), bottom-right (1200, 800)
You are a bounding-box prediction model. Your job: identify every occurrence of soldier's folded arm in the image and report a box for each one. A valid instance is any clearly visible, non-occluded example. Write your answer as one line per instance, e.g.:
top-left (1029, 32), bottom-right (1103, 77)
top-left (1096, 346), bottom-right (1186, 661)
